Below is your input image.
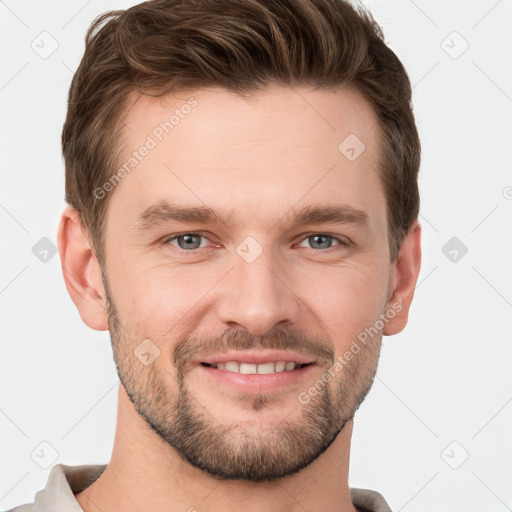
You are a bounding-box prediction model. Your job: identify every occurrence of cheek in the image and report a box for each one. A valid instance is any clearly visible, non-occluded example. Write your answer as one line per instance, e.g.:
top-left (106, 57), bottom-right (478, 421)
top-left (107, 258), bottom-right (218, 331)
top-left (303, 262), bottom-right (389, 340)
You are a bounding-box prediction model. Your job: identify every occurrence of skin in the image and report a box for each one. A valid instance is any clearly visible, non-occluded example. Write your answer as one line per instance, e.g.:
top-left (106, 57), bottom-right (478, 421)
top-left (58, 85), bottom-right (421, 512)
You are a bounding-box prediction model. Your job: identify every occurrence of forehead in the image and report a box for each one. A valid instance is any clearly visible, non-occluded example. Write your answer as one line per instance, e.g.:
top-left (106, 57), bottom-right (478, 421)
top-left (121, 85), bottom-right (379, 157)
top-left (107, 85), bottom-right (386, 234)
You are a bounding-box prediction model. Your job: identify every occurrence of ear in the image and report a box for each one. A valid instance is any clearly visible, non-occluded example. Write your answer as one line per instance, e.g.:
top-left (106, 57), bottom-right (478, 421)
top-left (57, 206), bottom-right (109, 331)
top-left (383, 220), bottom-right (422, 336)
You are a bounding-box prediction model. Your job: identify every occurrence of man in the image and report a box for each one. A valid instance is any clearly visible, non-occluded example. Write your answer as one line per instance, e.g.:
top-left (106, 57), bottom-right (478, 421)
top-left (8, 0), bottom-right (421, 511)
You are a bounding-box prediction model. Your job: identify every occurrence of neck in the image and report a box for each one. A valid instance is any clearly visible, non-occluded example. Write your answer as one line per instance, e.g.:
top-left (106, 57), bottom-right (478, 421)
top-left (75, 386), bottom-right (360, 512)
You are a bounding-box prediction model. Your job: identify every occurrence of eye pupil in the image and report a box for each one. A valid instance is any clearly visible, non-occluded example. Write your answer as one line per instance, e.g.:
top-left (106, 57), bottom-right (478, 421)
top-left (178, 234), bottom-right (202, 250)
top-left (310, 235), bottom-right (332, 249)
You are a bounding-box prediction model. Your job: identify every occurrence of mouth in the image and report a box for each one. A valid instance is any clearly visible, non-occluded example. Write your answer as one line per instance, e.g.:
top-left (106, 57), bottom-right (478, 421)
top-left (199, 361), bottom-right (314, 374)
top-left (196, 356), bottom-right (317, 394)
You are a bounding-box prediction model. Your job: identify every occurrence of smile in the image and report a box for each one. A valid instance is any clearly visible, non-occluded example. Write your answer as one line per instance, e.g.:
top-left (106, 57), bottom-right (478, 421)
top-left (200, 361), bottom-right (313, 374)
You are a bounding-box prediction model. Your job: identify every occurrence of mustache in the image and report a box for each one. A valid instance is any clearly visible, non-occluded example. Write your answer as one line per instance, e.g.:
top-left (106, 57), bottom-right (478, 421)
top-left (173, 327), bottom-right (335, 369)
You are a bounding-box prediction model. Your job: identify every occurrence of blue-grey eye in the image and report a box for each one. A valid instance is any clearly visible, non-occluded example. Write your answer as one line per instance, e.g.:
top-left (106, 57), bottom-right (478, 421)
top-left (172, 234), bottom-right (206, 250)
top-left (299, 234), bottom-right (341, 250)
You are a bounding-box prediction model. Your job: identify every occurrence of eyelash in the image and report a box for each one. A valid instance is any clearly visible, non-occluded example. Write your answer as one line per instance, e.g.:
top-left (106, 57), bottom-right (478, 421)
top-left (161, 232), bottom-right (350, 252)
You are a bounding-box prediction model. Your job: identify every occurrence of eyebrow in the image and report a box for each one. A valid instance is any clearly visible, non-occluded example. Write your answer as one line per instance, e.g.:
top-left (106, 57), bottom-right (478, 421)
top-left (134, 201), bottom-right (369, 231)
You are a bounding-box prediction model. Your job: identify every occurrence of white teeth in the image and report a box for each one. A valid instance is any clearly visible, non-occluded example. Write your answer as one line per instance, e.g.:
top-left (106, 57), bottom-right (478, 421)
top-left (224, 361), bottom-right (239, 372)
top-left (240, 363), bottom-right (257, 374)
top-left (275, 361), bottom-right (286, 372)
top-left (210, 360), bottom-right (301, 374)
top-left (257, 362), bottom-right (276, 374)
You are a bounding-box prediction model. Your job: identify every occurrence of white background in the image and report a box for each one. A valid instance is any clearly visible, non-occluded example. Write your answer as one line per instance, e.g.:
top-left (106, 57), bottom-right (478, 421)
top-left (1, 1), bottom-right (511, 510)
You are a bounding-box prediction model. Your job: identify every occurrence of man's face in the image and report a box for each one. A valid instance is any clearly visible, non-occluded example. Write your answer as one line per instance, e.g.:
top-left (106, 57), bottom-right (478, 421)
top-left (101, 85), bottom-right (394, 482)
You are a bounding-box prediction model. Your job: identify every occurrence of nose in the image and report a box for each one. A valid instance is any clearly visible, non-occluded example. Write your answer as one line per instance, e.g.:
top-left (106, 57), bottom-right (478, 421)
top-left (216, 246), bottom-right (303, 337)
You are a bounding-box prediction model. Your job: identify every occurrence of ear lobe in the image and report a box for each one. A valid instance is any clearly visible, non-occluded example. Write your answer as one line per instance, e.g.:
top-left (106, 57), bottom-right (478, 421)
top-left (383, 220), bottom-right (422, 336)
top-left (57, 206), bottom-right (109, 331)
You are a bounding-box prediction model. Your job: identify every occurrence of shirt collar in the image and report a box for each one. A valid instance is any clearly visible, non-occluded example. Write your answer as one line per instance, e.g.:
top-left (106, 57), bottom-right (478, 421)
top-left (34, 464), bottom-right (107, 512)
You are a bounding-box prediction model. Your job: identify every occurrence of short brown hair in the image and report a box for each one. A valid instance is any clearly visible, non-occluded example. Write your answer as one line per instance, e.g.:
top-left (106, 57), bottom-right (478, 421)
top-left (62, 0), bottom-right (420, 267)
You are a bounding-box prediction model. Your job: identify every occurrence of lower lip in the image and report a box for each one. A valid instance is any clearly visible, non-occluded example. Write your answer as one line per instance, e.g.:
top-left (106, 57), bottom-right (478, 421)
top-left (197, 364), bottom-right (316, 393)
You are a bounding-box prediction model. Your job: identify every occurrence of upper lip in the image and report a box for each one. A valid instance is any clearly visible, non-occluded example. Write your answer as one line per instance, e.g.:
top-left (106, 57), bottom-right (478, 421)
top-left (198, 350), bottom-right (315, 365)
